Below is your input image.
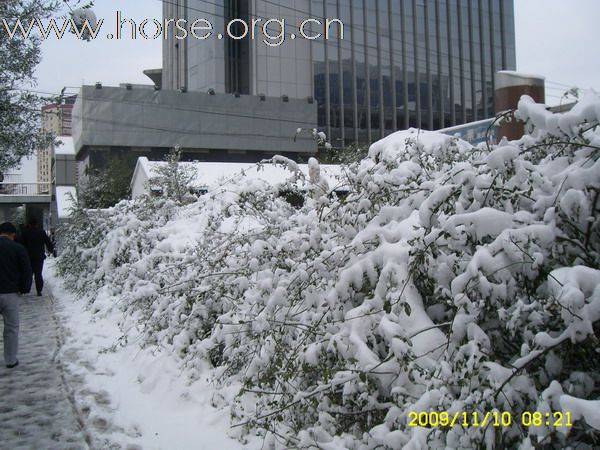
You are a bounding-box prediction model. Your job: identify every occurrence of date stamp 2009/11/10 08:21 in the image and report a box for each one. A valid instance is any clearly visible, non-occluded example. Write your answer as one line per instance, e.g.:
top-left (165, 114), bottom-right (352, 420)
top-left (407, 410), bottom-right (574, 428)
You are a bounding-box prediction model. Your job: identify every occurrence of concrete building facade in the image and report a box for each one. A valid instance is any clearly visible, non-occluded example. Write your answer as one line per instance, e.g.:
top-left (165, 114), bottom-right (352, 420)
top-left (71, 85), bottom-right (317, 185)
top-left (162, 0), bottom-right (516, 148)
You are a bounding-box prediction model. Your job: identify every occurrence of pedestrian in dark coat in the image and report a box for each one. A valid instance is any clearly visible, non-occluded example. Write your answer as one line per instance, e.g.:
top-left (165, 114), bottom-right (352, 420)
top-left (0, 222), bottom-right (33, 369)
top-left (19, 217), bottom-right (55, 297)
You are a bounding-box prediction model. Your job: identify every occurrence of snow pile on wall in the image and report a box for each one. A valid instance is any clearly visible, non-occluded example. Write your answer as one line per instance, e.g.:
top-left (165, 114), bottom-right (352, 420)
top-left (57, 92), bottom-right (600, 448)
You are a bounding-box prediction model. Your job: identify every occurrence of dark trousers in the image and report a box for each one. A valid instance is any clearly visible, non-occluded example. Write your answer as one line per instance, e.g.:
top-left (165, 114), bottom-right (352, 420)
top-left (30, 258), bottom-right (45, 294)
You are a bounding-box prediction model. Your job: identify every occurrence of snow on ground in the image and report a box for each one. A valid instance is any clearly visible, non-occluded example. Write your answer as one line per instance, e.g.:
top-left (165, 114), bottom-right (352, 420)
top-left (45, 261), bottom-right (253, 450)
top-left (0, 293), bottom-right (87, 450)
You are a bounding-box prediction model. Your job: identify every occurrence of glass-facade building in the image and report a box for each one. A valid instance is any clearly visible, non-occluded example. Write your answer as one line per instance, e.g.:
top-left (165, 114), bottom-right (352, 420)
top-left (163, 0), bottom-right (516, 148)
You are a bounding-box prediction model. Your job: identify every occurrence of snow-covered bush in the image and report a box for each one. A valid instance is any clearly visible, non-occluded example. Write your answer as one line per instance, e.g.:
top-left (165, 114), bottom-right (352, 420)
top-left (57, 93), bottom-right (600, 448)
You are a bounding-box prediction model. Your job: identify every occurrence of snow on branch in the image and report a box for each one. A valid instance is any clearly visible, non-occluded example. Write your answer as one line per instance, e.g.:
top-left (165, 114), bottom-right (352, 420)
top-left (57, 92), bottom-right (600, 448)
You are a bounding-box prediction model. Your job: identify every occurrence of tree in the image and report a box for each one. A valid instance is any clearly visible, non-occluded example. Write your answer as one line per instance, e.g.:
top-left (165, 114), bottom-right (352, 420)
top-left (324, 142), bottom-right (369, 164)
top-left (0, 0), bottom-right (92, 175)
top-left (78, 155), bottom-right (133, 209)
top-left (148, 147), bottom-right (198, 205)
top-left (294, 127), bottom-right (368, 164)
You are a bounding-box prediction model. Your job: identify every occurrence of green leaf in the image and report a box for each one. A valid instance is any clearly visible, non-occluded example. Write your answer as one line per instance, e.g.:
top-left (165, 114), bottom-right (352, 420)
top-left (384, 299), bottom-right (391, 313)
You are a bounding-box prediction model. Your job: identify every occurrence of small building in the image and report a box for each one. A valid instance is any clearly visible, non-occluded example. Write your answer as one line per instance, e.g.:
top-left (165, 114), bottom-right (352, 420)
top-left (130, 156), bottom-right (344, 200)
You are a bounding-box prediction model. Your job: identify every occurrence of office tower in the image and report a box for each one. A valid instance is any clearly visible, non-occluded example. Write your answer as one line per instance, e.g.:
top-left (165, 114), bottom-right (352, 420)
top-left (38, 97), bottom-right (76, 187)
top-left (162, 0), bottom-right (516, 148)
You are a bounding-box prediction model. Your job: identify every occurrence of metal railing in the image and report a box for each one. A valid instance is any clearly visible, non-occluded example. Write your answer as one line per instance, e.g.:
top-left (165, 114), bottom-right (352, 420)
top-left (0, 182), bottom-right (52, 196)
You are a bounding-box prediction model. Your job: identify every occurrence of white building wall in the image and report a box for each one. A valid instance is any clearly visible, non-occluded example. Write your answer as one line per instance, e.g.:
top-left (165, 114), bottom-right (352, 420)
top-left (252, 0), bottom-right (312, 98)
top-left (163, 0), bottom-right (312, 98)
top-left (186, 0), bottom-right (227, 93)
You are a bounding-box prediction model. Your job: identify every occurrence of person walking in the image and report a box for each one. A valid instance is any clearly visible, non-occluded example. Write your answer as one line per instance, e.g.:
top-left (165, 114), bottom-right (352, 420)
top-left (0, 222), bottom-right (33, 369)
top-left (19, 217), bottom-right (55, 297)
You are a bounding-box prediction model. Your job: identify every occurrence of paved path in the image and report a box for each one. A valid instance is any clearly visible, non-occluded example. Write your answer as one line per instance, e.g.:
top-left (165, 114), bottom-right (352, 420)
top-left (0, 293), bottom-right (90, 450)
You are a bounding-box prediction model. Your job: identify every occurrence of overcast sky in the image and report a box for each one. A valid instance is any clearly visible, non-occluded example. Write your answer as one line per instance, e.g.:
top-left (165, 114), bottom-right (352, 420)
top-left (32, 0), bottom-right (600, 103)
top-left (35, 1), bottom-right (162, 95)
top-left (514, 0), bottom-right (600, 103)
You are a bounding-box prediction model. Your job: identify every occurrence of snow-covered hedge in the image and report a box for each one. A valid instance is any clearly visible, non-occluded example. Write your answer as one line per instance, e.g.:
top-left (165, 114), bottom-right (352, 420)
top-left (57, 93), bottom-right (600, 448)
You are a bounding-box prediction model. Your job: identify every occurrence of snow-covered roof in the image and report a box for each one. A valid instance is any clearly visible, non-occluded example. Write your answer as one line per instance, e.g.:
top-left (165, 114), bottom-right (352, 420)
top-left (496, 70), bottom-right (545, 89)
top-left (56, 186), bottom-right (77, 218)
top-left (369, 128), bottom-right (472, 160)
top-left (54, 137), bottom-right (75, 155)
top-left (132, 156), bottom-right (345, 194)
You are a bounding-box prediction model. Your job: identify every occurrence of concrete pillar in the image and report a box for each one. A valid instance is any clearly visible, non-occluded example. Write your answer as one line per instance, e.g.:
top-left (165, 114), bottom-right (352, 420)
top-left (495, 71), bottom-right (545, 141)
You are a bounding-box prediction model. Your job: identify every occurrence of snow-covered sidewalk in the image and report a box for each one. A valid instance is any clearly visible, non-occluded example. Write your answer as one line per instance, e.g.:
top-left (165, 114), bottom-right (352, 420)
top-left (0, 292), bottom-right (88, 450)
top-left (0, 262), bottom-right (249, 450)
